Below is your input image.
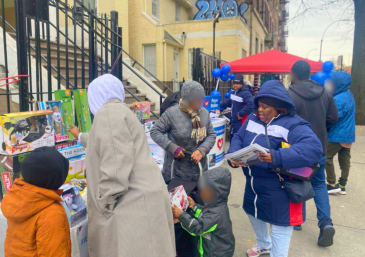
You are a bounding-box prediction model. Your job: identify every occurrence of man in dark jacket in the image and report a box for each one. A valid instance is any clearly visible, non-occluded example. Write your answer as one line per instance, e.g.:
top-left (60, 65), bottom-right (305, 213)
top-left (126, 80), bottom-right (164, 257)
top-left (220, 74), bottom-right (254, 140)
top-left (160, 91), bottom-right (182, 116)
top-left (289, 60), bottom-right (339, 247)
top-left (172, 167), bottom-right (235, 257)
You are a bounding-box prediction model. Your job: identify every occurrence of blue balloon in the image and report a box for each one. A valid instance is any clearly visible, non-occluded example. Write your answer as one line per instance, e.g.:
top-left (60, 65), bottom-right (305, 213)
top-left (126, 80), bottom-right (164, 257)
top-left (212, 68), bottom-right (221, 78)
top-left (229, 89), bottom-right (234, 94)
top-left (313, 71), bottom-right (328, 86)
top-left (211, 90), bottom-right (221, 97)
top-left (327, 70), bottom-right (336, 79)
top-left (221, 64), bottom-right (231, 75)
top-left (310, 75), bottom-right (315, 81)
top-left (229, 74), bottom-right (235, 80)
top-left (224, 93), bottom-right (231, 99)
top-left (221, 74), bottom-right (229, 82)
top-left (323, 61), bottom-right (334, 73)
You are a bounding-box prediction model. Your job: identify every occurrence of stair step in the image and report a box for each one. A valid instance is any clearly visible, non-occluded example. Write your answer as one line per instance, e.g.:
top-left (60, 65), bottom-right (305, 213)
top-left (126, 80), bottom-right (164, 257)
top-left (124, 93), bottom-right (147, 104)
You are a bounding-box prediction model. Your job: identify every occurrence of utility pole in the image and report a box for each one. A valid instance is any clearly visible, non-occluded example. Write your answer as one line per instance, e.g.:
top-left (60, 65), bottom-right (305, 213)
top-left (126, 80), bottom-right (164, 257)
top-left (213, 12), bottom-right (221, 59)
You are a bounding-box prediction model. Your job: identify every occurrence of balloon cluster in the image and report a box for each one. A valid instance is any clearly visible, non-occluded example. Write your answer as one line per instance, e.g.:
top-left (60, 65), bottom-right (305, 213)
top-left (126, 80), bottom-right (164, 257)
top-left (311, 61), bottom-right (336, 86)
top-left (211, 64), bottom-right (235, 98)
top-left (211, 64), bottom-right (235, 82)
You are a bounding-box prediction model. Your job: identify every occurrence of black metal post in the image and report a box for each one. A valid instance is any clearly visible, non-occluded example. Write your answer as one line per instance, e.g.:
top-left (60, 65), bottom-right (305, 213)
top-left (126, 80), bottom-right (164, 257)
top-left (104, 14), bottom-right (108, 74)
top-left (110, 11), bottom-right (118, 77)
top-left (81, 0), bottom-right (85, 88)
top-left (73, 4), bottom-right (78, 88)
top-left (1, 0), bottom-right (10, 112)
top-left (89, 9), bottom-right (96, 83)
top-left (46, 19), bottom-right (52, 100)
top-left (65, 0), bottom-right (70, 88)
top-left (56, 0), bottom-right (61, 90)
top-left (117, 27), bottom-right (122, 81)
top-left (15, 0), bottom-right (29, 111)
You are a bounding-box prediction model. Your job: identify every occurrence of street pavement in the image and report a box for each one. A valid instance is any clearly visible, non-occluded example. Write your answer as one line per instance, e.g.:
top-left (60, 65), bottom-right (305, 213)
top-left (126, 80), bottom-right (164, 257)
top-left (226, 127), bottom-right (365, 257)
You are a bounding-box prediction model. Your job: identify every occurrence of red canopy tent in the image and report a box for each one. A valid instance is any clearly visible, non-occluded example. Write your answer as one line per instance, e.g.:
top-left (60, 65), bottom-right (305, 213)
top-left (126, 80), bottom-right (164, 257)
top-left (223, 49), bottom-right (323, 74)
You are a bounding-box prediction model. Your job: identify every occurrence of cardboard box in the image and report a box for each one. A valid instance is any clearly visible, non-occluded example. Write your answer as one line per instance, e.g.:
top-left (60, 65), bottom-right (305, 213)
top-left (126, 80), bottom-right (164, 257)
top-left (66, 157), bottom-right (86, 184)
top-left (168, 185), bottom-right (188, 212)
top-left (55, 140), bottom-right (78, 151)
top-left (0, 110), bottom-right (55, 155)
top-left (60, 184), bottom-right (87, 227)
top-left (73, 89), bottom-right (92, 133)
top-left (54, 90), bottom-right (76, 140)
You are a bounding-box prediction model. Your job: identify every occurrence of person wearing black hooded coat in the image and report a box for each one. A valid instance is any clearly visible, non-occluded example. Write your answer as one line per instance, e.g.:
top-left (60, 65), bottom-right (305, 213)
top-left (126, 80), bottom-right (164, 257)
top-left (289, 60), bottom-right (338, 247)
top-left (173, 167), bottom-right (235, 257)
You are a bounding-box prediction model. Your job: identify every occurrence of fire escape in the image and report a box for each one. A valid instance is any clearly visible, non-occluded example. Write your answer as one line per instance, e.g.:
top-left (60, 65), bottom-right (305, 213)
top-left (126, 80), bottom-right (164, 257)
top-left (278, 0), bottom-right (289, 52)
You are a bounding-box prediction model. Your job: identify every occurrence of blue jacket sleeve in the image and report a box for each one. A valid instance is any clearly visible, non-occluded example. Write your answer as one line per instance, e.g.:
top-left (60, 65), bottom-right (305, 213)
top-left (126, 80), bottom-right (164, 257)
top-left (220, 98), bottom-right (232, 109)
top-left (273, 122), bottom-right (322, 169)
top-left (238, 91), bottom-right (255, 117)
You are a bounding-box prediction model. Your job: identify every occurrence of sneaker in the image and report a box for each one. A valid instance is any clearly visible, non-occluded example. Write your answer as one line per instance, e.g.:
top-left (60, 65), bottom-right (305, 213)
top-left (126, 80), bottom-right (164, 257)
top-left (294, 225), bottom-right (302, 231)
top-left (246, 244), bottom-right (271, 257)
top-left (327, 184), bottom-right (341, 194)
top-left (318, 219), bottom-right (335, 247)
top-left (339, 184), bottom-right (346, 195)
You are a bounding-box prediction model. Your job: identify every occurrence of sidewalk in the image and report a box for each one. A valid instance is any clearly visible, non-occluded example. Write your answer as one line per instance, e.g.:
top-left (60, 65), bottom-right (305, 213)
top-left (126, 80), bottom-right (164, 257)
top-left (226, 127), bottom-right (365, 256)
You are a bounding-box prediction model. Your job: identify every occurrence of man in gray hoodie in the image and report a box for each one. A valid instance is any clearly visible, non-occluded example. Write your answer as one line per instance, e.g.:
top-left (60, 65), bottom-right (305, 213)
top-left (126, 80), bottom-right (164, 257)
top-left (289, 60), bottom-right (339, 247)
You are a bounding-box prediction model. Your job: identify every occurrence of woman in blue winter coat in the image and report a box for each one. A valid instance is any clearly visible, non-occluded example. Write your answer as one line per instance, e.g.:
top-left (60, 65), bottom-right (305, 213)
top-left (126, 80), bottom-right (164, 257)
top-left (228, 80), bottom-right (322, 257)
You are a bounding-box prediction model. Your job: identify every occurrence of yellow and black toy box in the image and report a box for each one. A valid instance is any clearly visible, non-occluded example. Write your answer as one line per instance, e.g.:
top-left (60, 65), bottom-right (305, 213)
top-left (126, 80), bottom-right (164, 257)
top-left (0, 110), bottom-right (55, 155)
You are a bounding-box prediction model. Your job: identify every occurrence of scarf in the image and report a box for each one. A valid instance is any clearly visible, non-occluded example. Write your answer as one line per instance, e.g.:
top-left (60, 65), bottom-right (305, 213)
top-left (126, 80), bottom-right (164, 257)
top-left (179, 99), bottom-right (207, 144)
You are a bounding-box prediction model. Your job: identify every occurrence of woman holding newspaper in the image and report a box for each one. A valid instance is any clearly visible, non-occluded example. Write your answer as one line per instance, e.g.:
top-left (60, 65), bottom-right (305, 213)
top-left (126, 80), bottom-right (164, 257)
top-left (228, 80), bottom-right (322, 257)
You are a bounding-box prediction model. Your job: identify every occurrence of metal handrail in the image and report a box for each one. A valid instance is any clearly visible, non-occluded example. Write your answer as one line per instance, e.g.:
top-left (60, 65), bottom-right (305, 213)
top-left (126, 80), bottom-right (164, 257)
top-left (0, 15), bottom-right (76, 89)
top-left (54, 0), bottom-right (172, 94)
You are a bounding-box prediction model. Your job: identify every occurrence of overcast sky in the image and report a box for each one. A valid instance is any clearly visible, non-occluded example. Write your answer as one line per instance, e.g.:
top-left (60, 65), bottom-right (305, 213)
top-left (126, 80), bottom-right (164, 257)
top-left (287, 1), bottom-right (354, 66)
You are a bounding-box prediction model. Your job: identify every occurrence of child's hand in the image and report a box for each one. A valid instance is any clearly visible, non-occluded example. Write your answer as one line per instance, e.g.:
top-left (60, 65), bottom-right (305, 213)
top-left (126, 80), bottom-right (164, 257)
top-left (188, 197), bottom-right (195, 209)
top-left (172, 204), bottom-right (183, 219)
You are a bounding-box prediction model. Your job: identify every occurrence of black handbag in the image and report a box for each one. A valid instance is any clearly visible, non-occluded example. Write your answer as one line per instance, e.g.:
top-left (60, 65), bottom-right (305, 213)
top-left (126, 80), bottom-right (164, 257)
top-left (264, 125), bottom-right (316, 203)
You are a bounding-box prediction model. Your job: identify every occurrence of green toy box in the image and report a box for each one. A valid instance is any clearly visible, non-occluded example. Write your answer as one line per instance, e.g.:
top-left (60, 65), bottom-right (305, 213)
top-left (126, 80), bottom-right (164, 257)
top-left (73, 89), bottom-right (92, 133)
top-left (54, 89), bottom-right (76, 140)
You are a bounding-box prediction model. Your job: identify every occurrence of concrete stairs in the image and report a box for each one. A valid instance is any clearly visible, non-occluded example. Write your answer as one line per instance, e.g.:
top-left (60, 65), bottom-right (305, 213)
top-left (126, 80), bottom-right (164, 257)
top-left (9, 33), bottom-right (159, 119)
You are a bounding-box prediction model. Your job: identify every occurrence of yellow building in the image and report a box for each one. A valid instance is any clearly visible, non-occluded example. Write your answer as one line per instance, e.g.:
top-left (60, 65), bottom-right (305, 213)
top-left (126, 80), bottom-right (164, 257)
top-left (95, 0), bottom-right (285, 90)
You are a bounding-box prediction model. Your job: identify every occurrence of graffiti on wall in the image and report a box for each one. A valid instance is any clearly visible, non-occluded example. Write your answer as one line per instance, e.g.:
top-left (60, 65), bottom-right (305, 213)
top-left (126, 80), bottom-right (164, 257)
top-left (194, 0), bottom-right (249, 23)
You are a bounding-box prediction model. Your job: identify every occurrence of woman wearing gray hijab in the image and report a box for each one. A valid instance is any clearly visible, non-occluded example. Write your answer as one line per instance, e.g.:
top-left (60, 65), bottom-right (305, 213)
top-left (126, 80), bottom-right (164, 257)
top-left (77, 74), bottom-right (175, 257)
top-left (150, 80), bottom-right (216, 182)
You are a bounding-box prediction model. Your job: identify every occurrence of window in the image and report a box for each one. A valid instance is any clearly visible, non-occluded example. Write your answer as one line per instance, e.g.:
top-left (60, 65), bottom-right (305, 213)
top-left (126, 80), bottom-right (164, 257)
top-left (152, 0), bottom-right (160, 19)
top-left (143, 44), bottom-right (157, 77)
top-left (175, 3), bottom-right (181, 22)
top-left (242, 49), bottom-right (247, 58)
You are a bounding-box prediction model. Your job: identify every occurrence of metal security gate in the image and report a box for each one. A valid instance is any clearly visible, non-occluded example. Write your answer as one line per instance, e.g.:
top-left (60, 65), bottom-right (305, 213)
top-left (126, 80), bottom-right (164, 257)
top-left (1, 0), bottom-right (172, 117)
top-left (192, 48), bottom-right (232, 96)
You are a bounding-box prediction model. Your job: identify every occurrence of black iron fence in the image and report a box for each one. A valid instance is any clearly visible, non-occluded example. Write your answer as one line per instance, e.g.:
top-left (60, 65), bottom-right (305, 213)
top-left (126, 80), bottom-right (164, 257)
top-left (0, 0), bottom-right (171, 118)
top-left (192, 48), bottom-right (232, 96)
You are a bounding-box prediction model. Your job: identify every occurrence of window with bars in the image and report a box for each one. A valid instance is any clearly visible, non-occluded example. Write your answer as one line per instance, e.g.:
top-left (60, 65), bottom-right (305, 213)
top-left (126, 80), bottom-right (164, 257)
top-left (152, 0), bottom-right (160, 19)
top-left (175, 2), bottom-right (181, 22)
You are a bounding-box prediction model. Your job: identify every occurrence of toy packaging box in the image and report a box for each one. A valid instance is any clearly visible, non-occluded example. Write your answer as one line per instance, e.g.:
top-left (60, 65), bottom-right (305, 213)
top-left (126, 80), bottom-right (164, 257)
top-left (65, 157), bottom-right (86, 184)
top-left (38, 101), bottom-right (74, 142)
top-left (60, 184), bottom-right (87, 227)
top-left (54, 90), bottom-right (76, 140)
top-left (133, 102), bottom-right (151, 124)
top-left (169, 185), bottom-right (188, 212)
top-left (0, 153), bottom-right (29, 200)
top-left (58, 142), bottom-right (85, 160)
top-left (0, 111), bottom-right (55, 155)
top-left (73, 89), bottom-right (92, 133)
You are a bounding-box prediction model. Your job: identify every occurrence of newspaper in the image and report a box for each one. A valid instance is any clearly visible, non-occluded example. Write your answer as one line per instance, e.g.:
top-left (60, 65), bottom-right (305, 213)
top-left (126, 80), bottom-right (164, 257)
top-left (225, 144), bottom-right (269, 165)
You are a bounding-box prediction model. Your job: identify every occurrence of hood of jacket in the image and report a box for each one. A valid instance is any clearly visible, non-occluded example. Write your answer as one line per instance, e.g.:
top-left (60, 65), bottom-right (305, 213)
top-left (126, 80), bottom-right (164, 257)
top-left (289, 80), bottom-right (325, 100)
top-left (200, 167), bottom-right (231, 206)
top-left (255, 80), bottom-right (296, 116)
top-left (332, 71), bottom-right (352, 96)
top-left (1, 179), bottom-right (63, 223)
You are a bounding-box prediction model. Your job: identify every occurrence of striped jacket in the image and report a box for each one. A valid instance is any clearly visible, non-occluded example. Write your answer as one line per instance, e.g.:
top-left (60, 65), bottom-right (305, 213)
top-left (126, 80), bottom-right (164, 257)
top-left (228, 81), bottom-right (322, 226)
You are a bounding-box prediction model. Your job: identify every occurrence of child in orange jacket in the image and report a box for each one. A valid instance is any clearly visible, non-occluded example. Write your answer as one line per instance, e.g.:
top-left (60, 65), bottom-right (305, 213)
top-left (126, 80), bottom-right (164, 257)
top-left (1, 147), bottom-right (71, 257)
